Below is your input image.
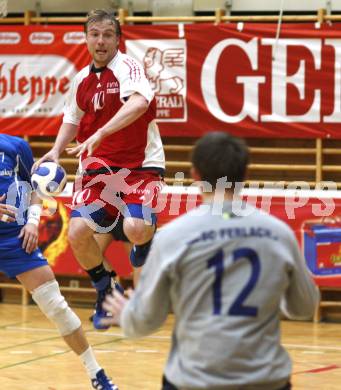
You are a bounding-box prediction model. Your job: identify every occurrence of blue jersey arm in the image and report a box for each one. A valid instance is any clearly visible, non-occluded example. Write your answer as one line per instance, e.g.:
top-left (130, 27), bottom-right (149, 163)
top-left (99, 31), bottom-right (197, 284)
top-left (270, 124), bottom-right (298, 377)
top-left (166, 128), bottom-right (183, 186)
top-left (17, 139), bottom-right (34, 183)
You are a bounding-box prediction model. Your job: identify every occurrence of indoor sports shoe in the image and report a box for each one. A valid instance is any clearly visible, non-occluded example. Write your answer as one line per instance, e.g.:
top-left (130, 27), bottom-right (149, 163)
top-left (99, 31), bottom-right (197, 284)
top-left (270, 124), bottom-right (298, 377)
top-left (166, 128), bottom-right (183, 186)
top-left (130, 239), bottom-right (153, 267)
top-left (91, 369), bottom-right (118, 390)
top-left (92, 273), bottom-right (124, 330)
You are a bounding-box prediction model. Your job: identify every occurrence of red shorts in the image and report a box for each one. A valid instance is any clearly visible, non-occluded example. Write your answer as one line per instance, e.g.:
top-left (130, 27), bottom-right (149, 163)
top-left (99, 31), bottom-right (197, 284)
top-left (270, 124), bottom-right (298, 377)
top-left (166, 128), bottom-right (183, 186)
top-left (71, 168), bottom-right (163, 218)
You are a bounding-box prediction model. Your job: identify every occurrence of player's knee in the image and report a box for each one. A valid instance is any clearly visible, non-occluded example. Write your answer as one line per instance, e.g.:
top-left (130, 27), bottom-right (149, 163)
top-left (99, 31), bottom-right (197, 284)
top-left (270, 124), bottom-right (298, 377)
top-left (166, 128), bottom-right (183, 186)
top-left (124, 226), bottom-right (145, 244)
top-left (124, 218), bottom-right (154, 244)
top-left (32, 280), bottom-right (81, 336)
top-left (68, 219), bottom-right (93, 247)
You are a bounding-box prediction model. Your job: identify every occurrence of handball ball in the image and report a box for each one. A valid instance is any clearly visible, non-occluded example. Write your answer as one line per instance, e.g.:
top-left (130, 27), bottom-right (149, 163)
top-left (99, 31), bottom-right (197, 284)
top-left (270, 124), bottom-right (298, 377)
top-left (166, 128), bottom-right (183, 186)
top-left (31, 162), bottom-right (67, 196)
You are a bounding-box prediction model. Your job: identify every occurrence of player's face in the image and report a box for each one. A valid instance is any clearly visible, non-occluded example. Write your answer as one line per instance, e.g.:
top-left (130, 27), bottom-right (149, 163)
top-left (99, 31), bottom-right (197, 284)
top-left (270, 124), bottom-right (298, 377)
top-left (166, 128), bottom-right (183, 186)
top-left (86, 20), bottom-right (120, 67)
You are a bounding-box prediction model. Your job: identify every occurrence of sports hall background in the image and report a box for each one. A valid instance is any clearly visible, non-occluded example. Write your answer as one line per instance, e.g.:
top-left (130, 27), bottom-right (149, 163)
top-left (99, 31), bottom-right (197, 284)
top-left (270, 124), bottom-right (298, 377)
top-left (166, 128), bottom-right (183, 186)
top-left (1, 0), bottom-right (341, 317)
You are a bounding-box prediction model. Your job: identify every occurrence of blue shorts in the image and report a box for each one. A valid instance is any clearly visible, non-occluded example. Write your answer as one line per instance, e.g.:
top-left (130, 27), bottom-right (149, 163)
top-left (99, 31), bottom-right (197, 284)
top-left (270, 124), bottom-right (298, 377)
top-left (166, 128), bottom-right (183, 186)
top-left (0, 236), bottom-right (48, 278)
top-left (71, 203), bottom-right (157, 235)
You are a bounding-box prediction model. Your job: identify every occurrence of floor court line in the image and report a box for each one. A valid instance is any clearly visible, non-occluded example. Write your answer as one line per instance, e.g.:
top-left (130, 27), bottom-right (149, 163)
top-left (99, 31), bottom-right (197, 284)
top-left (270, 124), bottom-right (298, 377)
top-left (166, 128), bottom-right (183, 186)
top-left (8, 327), bottom-right (341, 351)
top-left (7, 325), bottom-right (171, 341)
top-left (0, 334), bottom-right (62, 352)
top-left (0, 350), bottom-right (70, 370)
top-left (9, 326), bottom-right (341, 347)
top-left (136, 349), bottom-right (159, 353)
top-left (0, 326), bottom-right (121, 353)
top-left (283, 343), bottom-right (341, 352)
top-left (0, 337), bottom-right (124, 370)
top-left (6, 326), bottom-right (58, 333)
top-left (0, 327), bottom-right (123, 352)
top-left (293, 364), bottom-right (341, 375)
top-left (0, 321), bottom-right (30, 329)
top-left (10, 350), bottom-right (33, 354)
top-left (5, 327), bottom-right (341, 354)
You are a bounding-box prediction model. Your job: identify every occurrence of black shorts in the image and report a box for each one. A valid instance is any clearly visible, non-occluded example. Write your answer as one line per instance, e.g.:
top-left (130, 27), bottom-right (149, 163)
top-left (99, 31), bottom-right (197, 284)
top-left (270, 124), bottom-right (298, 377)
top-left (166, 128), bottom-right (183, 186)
top-left (104, 215), bottom-right (130, 242)
top-left (161, 376), bottom-right (292, 390)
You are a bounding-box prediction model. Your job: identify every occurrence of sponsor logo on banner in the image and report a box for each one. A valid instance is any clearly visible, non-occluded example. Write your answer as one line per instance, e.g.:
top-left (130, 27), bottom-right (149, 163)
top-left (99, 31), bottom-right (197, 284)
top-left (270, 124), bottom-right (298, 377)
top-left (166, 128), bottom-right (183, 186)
top-left (63, 32), bottom-right (86, 44)
top-left (201, 37), bottom-right (341, 125)
top-left (0, 55), bottom-right (77, 118)
top-left (0, 32), bottom-right (21, 44)
top-left (126, 39), bottom-right (187, 122)
top-left (29, 32), bottom-right (54, 45)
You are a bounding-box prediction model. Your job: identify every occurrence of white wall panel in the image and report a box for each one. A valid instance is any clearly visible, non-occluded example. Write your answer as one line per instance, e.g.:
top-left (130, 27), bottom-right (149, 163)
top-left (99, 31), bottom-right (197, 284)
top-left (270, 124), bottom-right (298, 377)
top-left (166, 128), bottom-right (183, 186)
top-left (8, 0), bottom-right (118, 13)
top-left (120, 0), bottom-right (151, 12)
top-left (231, 0), bottom-right (330, 11)
top-left (7, 0), bottom-right (341, 15)
top-left (152, 0), bottom-right (193, 16)
top-left (194, 0), bottom-right (226, 11)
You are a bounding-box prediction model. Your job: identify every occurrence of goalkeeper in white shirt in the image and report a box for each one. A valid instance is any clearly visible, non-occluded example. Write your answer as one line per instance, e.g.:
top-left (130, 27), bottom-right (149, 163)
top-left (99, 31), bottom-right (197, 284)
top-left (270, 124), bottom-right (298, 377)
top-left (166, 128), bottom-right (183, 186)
top-left (102, 131), bottom-right (319, 390)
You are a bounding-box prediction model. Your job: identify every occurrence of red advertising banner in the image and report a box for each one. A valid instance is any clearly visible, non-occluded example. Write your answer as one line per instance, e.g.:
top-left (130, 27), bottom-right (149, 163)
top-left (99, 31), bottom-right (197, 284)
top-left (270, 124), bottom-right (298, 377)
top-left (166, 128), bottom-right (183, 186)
top-left (0, 26), bottom-right (89, 135)
top-left (122, 23), bottom-right (341, 138)
top-left (1, 23), bottom-right (341, 137)
top-left (0, 23), bottom-right (341, 138)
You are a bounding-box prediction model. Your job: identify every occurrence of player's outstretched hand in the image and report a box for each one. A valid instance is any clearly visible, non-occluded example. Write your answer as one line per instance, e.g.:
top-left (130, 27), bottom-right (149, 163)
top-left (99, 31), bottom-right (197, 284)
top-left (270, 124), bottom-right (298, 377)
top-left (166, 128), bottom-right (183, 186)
top-left (0, 194), bottom-right (17, 223)
top-left (101, 289), bottom-right (133, 327)
top-left (31, 149), bottom-right (60, 173)
top-left (66, 131), bottom-right (103, 157)
top-left (18, 223), bottom-right (39, 254)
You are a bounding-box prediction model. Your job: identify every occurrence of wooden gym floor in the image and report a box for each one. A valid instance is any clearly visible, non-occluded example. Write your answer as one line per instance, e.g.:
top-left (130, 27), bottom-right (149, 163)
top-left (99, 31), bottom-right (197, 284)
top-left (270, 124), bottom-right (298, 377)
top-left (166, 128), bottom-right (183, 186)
top-left (1, 303), bottom-right (341, 389)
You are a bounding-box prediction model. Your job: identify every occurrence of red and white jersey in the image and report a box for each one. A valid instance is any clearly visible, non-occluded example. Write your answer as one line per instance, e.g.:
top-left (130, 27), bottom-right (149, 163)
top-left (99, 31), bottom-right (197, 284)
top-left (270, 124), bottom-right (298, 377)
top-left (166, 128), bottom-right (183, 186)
top-left (63, 50), bottom-right (165, 171)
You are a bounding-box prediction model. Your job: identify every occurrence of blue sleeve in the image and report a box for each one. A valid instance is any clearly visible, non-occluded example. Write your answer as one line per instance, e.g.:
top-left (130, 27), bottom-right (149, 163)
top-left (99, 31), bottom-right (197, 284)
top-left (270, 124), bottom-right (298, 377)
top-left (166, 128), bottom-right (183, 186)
top-left (17, 139), bottom-right (34, 183)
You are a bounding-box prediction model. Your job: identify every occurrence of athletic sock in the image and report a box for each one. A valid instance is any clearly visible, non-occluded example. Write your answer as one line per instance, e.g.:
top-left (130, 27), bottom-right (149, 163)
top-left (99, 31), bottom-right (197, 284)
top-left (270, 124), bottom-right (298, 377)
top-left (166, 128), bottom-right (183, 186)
top-left (86, 263), bottom-right (109, 284)
top-left (80, 346), bottom-right (102, 379)
top-left (130, 238), bottom-right (153, 267)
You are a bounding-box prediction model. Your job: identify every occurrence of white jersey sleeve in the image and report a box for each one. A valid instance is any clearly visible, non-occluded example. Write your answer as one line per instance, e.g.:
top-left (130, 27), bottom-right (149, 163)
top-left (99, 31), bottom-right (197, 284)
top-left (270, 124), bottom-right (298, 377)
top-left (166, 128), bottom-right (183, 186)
top-left (280, 231), bottom-right (320, 319)
top-left (115, 53), bottom-right (154, 104)
top-left (62, 68), bottom-right (87, 126)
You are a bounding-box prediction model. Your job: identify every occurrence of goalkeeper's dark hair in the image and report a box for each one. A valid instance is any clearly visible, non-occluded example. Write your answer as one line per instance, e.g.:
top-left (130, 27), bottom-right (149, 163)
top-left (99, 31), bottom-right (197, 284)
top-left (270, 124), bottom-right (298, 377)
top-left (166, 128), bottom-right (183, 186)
top-left (191, 132), bottom-right (248, 189)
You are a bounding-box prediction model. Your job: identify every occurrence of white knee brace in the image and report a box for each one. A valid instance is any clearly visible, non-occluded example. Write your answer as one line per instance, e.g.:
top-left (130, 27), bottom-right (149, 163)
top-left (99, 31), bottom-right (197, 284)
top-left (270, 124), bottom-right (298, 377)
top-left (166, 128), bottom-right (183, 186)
top-left (32, 280), bottom-right (81, 337)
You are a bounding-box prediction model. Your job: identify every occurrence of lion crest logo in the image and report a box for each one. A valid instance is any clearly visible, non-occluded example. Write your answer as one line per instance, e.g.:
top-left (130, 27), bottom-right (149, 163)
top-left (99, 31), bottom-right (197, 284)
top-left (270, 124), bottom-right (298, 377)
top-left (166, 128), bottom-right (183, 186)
top-left (126, 39), bottom-right (187, 122)
top-left (143, 47), bottom-right (184, 95)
